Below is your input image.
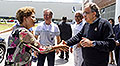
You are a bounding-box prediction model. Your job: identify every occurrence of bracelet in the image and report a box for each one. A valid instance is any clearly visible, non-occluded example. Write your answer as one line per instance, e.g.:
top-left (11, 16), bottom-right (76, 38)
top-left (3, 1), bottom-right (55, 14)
top-left (45, 47), bottom-right (52, 51)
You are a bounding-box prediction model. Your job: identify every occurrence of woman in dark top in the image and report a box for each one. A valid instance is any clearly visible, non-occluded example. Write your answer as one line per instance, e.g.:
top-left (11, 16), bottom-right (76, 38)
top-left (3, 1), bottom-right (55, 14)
top-left (108, 18), bottom-right (115, 64)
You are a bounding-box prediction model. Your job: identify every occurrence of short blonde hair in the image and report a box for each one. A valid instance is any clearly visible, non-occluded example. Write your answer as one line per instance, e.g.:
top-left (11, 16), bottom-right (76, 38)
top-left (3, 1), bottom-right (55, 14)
top-left (16, 6), bottom-right (35, 24)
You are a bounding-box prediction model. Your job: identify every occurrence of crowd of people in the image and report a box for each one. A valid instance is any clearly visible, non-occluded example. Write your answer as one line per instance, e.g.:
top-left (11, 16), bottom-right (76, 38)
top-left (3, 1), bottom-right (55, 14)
top-left (0, 2), bottom-right (120, 66)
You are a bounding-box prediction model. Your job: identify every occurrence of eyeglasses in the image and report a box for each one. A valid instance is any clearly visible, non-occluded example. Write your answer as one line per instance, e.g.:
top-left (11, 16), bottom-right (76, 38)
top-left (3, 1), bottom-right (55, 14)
top-left (83, 11), bottom-right (92, 16)
top-left (75, 16), bottom-right (83, 19)
top-left (75, 16), bottom-right (81, 17)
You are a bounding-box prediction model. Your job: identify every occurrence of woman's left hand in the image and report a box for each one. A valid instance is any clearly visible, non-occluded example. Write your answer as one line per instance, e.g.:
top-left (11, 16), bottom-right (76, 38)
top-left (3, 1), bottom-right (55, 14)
top-left (53, 43), bottom-right (69, 52)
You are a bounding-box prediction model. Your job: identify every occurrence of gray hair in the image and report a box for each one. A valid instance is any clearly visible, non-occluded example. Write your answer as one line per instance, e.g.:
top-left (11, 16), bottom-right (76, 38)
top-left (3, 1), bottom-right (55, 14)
top-left (74, 10), bottom-right (83, 16)
top-left (84, 3), bottom-right (100, 17)
top-left (43, 8), bottom-right (53, 15)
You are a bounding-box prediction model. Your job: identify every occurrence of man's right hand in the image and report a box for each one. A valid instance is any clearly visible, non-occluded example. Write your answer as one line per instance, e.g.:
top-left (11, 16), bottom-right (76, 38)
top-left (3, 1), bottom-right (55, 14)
top-left (116, 41), bottom-right (120, 46)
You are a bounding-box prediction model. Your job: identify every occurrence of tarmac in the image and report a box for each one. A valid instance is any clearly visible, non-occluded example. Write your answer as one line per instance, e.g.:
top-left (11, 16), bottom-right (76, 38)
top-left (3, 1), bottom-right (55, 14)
top-left (0, 31), bottom-right (117, 66)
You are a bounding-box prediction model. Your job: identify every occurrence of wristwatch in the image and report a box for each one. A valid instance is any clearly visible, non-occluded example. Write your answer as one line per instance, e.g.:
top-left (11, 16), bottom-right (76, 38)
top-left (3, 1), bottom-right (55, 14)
top-left (92, 41), bottom-right (96, 47)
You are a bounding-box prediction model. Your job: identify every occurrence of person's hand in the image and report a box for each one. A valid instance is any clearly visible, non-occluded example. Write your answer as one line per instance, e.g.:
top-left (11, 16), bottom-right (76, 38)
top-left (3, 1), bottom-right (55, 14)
top-left (55, 49), bottom-right (59, 54)
top-left (37, 40), bottom-right (69, 54)
top-left (55, 40), bottom-right (68, 54)
top-left (77, 43), bottom-right (82, 48)
top-left (53, 40), bottom-right (69, 52)
top-left (55, 44), bottom-right (69, 52)
top-left (116, 41), bottom-right (120, 46)
top-left (34, 51), bottom-right (38, 57)
top-left (61, 40), bottom-right (67, 45)
top-left (80, 37), bottom-right (94, 47)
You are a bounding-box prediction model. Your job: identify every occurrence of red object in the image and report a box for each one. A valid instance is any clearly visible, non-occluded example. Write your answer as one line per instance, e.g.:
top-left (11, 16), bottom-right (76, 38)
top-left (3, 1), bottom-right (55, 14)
top-left (39, 48), bottom-right (44, 51)
top-left (25, 44), bottom-right (31, 48)
top-left (10, 20), bottom-right (14, 22)
top-left (8, 20), bottom-right (14, 22)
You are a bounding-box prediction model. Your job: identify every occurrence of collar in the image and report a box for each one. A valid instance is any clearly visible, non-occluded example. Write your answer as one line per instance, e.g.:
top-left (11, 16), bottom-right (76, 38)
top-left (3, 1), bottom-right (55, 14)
top-left (75, 21), bottom-right (83, 26)
top-left (92, 18), bottom-right (99, 24)
top-left (44, 21), bottom-right (52, 26)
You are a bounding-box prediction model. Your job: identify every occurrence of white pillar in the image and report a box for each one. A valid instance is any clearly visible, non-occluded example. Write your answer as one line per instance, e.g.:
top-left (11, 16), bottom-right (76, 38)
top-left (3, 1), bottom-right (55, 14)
top-left (115, 0), bottom-right (120, 25)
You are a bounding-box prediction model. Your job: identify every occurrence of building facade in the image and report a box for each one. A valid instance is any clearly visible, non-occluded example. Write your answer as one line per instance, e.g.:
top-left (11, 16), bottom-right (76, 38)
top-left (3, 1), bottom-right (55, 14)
top-left (93, 0), bottom-right (116, 20)
top-left (0, 1), bottom-right (82, 20)
top-left (84, 0), bottom-right (116, 20)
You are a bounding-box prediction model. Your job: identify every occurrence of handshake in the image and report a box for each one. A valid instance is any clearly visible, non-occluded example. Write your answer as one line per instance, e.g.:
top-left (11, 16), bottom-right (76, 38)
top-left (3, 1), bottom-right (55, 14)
top-left (59, 37), bottom-right (95, 48)
top-left (53, 37), bottom-right (95, 53)
top-left (35, 40), bottom-right (69, 54)
top-left (35, 37), bottom-right (95, 54)
top-left (51, 40), bottom-right (69, 53)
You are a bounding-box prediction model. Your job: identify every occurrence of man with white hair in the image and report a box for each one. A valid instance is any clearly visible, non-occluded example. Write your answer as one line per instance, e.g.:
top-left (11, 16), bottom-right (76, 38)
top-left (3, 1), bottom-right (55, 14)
top-left (71, 10), bottom-right (85, 66)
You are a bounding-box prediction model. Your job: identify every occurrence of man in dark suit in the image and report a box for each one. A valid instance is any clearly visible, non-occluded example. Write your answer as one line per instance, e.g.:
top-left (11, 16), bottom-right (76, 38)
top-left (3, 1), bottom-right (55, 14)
top-left (113, 15), bottom-right (120, 66)
top-left (62, 3), bottom-right (116, 66)
top-left (58, 16), bottom-right (72, 61)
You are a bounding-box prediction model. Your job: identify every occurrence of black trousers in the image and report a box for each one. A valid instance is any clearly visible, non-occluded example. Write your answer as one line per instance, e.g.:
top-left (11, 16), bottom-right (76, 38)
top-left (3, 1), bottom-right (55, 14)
top-left (37, 51), bottom-right (55, 66)
top-left (117, 47), bottom-right (120, 66)
top-left (81, 61), bottom-right (108, 66)
top-left (114, 46), bottom-right (120, 65)
top-left (60, 51), bottom-right (69, 59)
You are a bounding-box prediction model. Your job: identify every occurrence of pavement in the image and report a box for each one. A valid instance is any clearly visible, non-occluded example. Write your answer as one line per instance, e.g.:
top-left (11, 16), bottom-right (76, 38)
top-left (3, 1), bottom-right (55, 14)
top-left (0, 32), bottom-right (117, 66)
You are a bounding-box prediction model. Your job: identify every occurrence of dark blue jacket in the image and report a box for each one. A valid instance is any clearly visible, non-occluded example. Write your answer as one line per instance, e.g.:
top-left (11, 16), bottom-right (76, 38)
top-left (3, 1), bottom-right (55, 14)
top-left (113, 24), bottom-right (120, 41)
top-left (66, 18), bottom-right (116, 66)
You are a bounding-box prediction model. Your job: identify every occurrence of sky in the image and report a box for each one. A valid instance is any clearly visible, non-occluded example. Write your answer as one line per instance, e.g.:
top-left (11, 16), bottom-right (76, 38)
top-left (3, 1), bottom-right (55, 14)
top-left (6, 0), bottom-right (83, 3)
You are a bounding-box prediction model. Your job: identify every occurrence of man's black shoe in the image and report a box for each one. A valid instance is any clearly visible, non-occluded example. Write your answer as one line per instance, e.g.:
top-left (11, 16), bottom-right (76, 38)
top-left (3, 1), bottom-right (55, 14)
top-left (65, 58), bottom-right (68, 61)
top-left (59, 56), bottom-right (64, 59)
